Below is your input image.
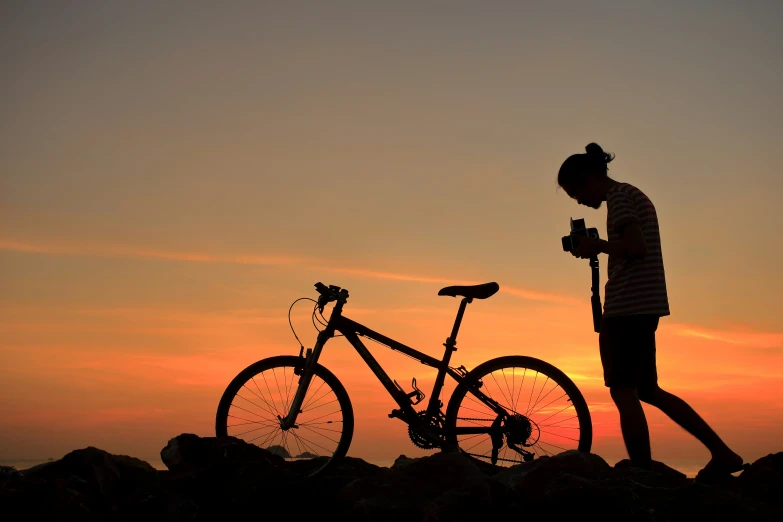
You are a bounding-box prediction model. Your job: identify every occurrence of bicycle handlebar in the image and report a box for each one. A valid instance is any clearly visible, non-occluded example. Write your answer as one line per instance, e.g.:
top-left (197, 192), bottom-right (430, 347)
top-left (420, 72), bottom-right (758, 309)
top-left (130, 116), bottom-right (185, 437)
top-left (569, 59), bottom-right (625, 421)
top-left (314, 282), bottom-right (349, 311)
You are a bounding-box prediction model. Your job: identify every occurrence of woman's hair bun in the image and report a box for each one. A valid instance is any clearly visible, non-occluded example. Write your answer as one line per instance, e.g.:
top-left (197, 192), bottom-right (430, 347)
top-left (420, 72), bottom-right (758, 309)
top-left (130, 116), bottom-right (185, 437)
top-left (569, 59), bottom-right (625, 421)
top-left (585, 142), bottom-right (615, 165)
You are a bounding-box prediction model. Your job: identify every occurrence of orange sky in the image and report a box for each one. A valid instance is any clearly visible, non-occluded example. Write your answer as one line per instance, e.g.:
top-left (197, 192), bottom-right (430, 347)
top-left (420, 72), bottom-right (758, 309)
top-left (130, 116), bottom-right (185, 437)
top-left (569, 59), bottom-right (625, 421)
top-left (1, 1), bottom-right (782, 476)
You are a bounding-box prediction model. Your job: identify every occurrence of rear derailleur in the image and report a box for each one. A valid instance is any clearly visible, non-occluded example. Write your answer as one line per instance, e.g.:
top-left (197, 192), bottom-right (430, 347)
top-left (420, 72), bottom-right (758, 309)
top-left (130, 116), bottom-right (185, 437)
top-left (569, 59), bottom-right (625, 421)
top-left (488, 414), bottom-right (536, 464)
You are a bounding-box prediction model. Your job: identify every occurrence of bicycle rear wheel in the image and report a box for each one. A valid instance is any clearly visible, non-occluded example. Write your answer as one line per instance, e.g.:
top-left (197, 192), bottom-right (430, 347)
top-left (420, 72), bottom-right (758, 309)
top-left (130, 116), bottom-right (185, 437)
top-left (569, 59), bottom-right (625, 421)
top-left (445, 356), bottom-right (592, 468)
top-left (215, 355), bottom-right (354, 477)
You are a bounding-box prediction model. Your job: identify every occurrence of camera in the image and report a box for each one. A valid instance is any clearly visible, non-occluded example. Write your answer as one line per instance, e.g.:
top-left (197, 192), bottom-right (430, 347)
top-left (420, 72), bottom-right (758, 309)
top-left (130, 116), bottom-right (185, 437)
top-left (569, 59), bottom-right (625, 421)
top-left (561, 218), bottom-right (600, 252)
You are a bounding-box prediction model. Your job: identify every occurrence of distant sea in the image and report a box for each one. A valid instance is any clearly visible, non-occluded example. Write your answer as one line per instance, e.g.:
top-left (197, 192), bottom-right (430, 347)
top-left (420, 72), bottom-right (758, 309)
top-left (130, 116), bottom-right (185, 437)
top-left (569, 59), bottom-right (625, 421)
top-left (1, 457), bottom-right (168, 471)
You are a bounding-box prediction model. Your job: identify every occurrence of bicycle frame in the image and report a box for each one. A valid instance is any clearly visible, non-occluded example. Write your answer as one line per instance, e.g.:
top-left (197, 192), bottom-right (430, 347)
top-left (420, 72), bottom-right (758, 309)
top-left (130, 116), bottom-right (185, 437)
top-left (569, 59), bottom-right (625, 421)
top-left (282, 296), bottom-right (508, 438)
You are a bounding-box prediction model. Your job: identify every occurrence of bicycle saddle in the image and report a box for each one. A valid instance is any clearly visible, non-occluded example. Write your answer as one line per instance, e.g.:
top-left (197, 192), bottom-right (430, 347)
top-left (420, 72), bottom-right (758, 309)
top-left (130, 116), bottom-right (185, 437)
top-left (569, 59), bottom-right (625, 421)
top-left (438, 282), bottom-right (499, 300)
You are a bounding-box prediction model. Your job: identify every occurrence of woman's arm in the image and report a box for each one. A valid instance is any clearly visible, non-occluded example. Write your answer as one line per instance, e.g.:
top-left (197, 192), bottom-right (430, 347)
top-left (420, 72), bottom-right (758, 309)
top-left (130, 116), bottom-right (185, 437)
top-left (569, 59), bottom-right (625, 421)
top-left (597, 222), bottom-right (648, 259)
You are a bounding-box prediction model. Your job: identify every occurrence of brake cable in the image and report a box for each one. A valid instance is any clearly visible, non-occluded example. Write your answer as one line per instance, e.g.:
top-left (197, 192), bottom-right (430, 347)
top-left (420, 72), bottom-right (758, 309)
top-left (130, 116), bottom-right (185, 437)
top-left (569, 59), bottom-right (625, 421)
top-left (288, 297), bottom-right (317, 350)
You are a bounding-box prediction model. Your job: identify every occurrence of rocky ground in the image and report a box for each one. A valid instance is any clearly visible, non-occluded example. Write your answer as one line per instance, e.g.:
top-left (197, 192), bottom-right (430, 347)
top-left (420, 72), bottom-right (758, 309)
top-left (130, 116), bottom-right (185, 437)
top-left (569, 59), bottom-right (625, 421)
top-left (2, 434), bottom-right (781, 521)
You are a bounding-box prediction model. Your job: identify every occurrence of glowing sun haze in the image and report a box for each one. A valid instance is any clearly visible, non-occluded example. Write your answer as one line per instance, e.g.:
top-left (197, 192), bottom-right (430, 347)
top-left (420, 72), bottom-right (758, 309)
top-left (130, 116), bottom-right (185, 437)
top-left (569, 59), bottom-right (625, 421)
top-left (1, 1), bottom-right (781, 475)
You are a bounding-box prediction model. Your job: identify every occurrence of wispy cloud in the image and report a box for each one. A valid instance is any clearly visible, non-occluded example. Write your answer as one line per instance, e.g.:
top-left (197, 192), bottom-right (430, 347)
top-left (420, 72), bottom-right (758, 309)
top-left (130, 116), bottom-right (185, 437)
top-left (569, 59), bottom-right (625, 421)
top-left (0, 239), bottom-right (305, 265)
top-left (668, 323), bottom-right (783, 349)
top-left (2, 238), bottom-right (579, 305)
top-left (502, 285), bottom-right (582, 305)
top-left (315, 267), bottom-right (579, 305)
top-left (314, 265), bottom-right (474, 285)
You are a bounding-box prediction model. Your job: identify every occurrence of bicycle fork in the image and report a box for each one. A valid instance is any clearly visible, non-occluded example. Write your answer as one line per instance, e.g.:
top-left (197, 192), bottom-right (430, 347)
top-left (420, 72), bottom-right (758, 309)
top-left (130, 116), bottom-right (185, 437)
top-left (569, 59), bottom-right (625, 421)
top-left (279, 329), bottom-right (330, 430)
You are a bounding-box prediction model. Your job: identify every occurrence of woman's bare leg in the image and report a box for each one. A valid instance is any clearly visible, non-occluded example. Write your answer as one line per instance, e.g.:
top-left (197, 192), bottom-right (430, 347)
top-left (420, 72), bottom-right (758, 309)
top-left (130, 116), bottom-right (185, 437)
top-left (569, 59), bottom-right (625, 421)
top-left (610, 387), bottom-right (652, 470)
top-left (640, 386), bottom-right (744, 472)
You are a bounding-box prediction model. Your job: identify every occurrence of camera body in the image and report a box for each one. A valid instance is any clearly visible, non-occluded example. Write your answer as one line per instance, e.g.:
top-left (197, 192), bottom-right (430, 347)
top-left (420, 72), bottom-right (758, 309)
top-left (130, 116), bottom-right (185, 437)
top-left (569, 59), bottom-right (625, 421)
top-left (561, 218), bottom-right (600, 252)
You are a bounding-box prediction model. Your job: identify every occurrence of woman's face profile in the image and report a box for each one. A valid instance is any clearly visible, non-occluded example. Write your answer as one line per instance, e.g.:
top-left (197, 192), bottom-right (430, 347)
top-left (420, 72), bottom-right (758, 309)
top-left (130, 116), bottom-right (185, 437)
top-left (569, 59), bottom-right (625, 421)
top-left (564, 178), bottom-right (602, 209)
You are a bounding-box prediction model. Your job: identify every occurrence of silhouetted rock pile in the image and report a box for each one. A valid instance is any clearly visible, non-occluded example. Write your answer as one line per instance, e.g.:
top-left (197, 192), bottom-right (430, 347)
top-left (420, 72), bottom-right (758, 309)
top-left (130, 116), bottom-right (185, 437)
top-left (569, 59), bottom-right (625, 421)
top-left (2, 434), bottom-right (782, 521)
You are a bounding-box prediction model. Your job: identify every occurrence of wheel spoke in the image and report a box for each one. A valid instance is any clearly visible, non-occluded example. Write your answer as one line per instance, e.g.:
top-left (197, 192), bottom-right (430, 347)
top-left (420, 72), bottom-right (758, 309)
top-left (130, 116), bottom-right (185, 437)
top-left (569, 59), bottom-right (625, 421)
top-left (539, 430), bottom-right (580, 442)
top-left (272, 367), bottom-right (285, 414)
top-left (254, 427), bottom-right (281, 446)
top-left (526, 375), bottom-right (551, 417)
top-left (237, 389), bottom-right (278, 419)
top-left (515, 368), bottom-right (527, 411)
top-left (526, 371), bottom-right (539, 415)
top-left (247, 378), bottom-right (280, 418)
top-left (536, 440), bottom-right (568, 452)
top-left (290, 430), bottom-right (319, 457)
top-left (462, 435), bottom-right (491, 453)
top-left (230, 402), bottom-right (275, 422)
top-left (293, 431), bottom-right (338, 454)
top-left (301, 379), bottom-right (327, 411)
top-left (301, 409), bottom-right (342, 424)
top-left (235, 425), bottom-right (277, 438)
top-left (261, 372), bottom-right (282, 417)
top-left (490, 372), bottom-right (512, 408)
top-left (228, 421), bottom-right (280, 428)
top-left (527, 383), bottom-right (561, 418)
top-left (500, 368), bottom-right (514, 410)
top-left (302, 388), bottom-right (334, 412)
top-left (536, 401), bottom-right (573, 424)
top-left (298, 424), bottom-right (343, 434)
top-left (538, 414), bottom-right (578, 428)
top-left (302, 397), bottom-right (338, 413)
top-left (298, 424), bottom-right (341, 445)
top-left (290, 427), bottom-right (305, 457)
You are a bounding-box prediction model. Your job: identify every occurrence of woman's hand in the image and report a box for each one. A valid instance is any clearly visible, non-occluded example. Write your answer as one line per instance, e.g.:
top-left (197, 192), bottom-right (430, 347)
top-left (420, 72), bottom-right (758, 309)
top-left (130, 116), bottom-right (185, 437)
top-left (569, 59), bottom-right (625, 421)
top-left (570, 235), bottom-right (602, 259)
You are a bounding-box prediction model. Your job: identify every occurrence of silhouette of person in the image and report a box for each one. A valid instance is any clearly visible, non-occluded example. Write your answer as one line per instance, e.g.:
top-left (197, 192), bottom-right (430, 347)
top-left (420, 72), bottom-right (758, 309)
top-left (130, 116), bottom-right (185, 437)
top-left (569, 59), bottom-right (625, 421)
top-left (557, 143), bottom-right (745, 476)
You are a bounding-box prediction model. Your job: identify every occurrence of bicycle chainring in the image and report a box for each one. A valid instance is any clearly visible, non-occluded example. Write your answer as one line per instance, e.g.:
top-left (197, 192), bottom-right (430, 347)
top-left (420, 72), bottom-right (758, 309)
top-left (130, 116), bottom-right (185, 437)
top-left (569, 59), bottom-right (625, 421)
top-left (408, 411), bottom-right (446, 450)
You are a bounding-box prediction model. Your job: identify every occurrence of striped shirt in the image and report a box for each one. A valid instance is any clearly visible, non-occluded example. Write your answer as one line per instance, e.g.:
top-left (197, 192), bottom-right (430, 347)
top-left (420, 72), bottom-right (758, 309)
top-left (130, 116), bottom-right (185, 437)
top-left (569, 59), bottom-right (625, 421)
top-left (603, 182), bottom-right (670, 318)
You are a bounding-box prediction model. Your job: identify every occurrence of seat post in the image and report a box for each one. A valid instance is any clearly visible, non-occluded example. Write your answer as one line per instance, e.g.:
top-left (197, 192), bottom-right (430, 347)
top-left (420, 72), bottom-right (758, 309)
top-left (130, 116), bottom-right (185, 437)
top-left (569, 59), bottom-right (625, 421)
top-left (426, 297), bottom-right (472, 417)
top-left (445, 297), bottom-right (472, 350)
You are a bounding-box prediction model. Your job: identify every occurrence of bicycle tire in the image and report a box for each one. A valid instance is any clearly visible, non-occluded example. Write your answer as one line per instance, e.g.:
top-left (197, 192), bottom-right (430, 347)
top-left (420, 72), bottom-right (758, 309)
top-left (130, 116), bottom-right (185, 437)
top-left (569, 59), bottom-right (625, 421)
top-left (215, 355), bottom-right (354, 477)
top-left (445, 355), bottom-right (592, 468)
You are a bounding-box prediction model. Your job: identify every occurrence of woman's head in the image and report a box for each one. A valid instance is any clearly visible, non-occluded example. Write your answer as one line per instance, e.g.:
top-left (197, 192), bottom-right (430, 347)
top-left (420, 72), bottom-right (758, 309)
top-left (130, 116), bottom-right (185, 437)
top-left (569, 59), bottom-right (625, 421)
top-left (558, 143), bottom-right (616, 209)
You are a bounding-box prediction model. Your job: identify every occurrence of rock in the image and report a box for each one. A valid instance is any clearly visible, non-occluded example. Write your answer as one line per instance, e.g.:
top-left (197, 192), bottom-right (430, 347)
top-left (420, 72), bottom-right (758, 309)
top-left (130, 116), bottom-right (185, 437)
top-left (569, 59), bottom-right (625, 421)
top-left (3, 436), bottom-right (783, 521)
top-left (738, 453), bottom-right (783, 507)
top-left (25, 447), bottom-right (157, 499)
top-left (1, 447), bottom-right (159, 521)
top-left (390, 454), bottom-right (417, 469)
top-left (615, 458), bottom-right (687, 479)
top-left (160, 433), bottom-right (284, 473)
top-left (656, 481), bottom-right (782, 521)
top-left (0, 465), bottom-right (22, 480)
top-left (337, 451), bottom-right (491, 521)
top-left (287, 455), bottom-right (384, 479)
top-left (614, 458), bottom-right (691, 489)
top-left (423, 475), bottom-right (522, 522)
top-left (494, 449), bottom-right (613, 492)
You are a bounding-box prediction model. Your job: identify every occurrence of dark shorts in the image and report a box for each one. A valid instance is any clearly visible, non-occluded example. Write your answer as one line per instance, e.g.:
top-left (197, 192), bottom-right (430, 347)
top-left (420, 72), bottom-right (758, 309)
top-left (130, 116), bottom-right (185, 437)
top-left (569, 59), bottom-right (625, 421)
top-left (599, 314), bottom-right (660, 390)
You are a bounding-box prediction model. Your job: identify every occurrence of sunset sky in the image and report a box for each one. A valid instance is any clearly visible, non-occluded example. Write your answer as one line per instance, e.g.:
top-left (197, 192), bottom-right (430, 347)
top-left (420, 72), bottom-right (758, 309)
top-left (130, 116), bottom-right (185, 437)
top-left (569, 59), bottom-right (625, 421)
top-left (2, 1), bottom-right (781, 476)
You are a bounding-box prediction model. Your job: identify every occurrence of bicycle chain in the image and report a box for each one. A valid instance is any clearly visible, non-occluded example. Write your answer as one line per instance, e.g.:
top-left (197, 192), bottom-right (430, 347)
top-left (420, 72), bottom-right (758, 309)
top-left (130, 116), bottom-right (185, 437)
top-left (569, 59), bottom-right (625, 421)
top-left (456, 416), bottom-right (496, 422)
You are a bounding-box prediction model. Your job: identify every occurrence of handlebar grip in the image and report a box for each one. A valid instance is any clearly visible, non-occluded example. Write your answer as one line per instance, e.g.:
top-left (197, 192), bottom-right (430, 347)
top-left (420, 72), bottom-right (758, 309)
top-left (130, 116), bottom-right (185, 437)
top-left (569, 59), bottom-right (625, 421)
top-left (314, 282), bottom-right (329, 295)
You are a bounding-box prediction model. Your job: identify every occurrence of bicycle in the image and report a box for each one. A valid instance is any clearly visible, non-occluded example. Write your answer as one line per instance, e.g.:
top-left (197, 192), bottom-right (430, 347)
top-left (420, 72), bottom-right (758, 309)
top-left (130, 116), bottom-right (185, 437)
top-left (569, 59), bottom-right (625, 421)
top-left (215, 281), bottom-right (592, 477)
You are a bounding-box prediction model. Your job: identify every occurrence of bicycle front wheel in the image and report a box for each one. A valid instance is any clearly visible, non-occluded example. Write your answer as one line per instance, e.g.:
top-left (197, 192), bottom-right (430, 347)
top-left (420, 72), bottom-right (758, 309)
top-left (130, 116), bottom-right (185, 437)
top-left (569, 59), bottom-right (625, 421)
top-left (215, 355), bottom-right (354, 477)
top-left (445, 356), bottom-right (592, 468)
